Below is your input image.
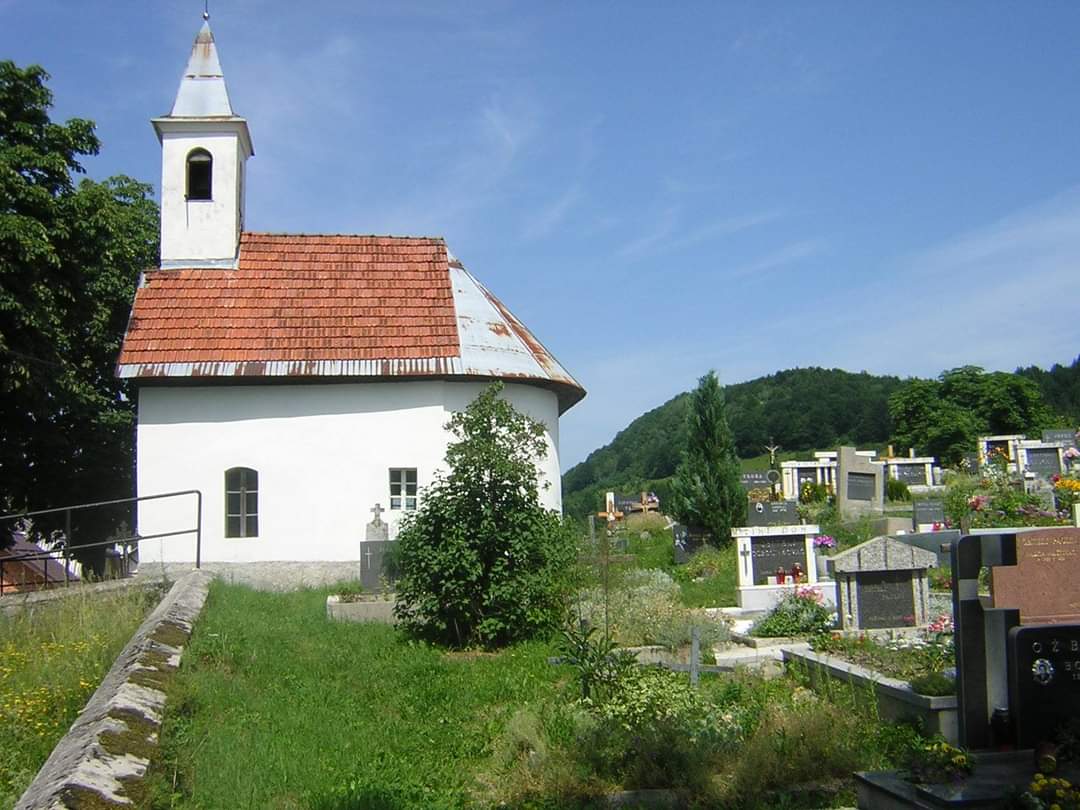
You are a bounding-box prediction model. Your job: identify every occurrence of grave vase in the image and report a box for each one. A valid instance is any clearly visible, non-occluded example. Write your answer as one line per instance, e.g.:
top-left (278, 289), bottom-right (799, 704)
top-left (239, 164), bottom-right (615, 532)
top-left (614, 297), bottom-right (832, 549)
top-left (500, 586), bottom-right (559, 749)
top-left (815, 554), bottom-right (832, 581)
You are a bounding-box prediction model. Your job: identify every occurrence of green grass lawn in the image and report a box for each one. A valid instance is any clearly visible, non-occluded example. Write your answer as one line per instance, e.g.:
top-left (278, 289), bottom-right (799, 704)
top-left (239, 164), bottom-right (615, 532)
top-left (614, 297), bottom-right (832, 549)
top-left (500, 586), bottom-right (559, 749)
top-left (0, 586), bottom-right (158, 809)
top-left (156, 583), bottom-right (567, 809)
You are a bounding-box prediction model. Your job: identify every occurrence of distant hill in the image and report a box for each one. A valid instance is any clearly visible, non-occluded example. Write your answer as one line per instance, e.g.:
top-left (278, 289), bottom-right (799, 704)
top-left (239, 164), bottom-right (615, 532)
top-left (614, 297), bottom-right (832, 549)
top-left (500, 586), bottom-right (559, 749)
top-left (562, 358), bottom-right (1080, 519)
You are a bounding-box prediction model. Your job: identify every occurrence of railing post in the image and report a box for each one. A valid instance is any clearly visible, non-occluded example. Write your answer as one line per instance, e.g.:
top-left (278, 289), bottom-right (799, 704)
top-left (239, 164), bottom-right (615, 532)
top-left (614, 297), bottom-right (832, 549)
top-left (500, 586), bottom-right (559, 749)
top-left (195, 490), bottom-right (202, 569)
top-left (690, 625), bottom-right (700, 687)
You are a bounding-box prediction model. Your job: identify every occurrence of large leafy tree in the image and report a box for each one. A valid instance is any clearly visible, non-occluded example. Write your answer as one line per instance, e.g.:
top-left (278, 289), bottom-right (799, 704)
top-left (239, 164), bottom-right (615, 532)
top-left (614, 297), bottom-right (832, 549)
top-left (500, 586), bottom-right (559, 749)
top-left (670, 371), bottom-right (745, 545)
top-left (0, 62), bottom-right (158, 544)
top-left (889, 366), bottom-right (1052, 465)
top-left (393, 383), bottom-right (577, 648)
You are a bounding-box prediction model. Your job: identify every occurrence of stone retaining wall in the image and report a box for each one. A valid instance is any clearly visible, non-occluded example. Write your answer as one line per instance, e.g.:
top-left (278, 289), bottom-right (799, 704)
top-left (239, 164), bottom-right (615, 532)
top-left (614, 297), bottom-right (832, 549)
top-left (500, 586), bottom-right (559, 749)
top-left (15, 570), bottom-right (212, 809)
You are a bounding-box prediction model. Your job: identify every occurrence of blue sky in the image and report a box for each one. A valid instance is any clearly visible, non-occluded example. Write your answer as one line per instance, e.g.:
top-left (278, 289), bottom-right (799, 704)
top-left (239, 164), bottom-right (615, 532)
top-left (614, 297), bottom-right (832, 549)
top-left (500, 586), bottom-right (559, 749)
top-left (4, 2), bottom-right (1080, 469)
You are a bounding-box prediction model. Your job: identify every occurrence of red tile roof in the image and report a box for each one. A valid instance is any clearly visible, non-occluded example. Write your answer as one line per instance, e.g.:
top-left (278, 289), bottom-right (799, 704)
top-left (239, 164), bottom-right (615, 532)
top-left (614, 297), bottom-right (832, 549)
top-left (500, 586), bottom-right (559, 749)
top-left (117, 233), bottom-right (460, 366)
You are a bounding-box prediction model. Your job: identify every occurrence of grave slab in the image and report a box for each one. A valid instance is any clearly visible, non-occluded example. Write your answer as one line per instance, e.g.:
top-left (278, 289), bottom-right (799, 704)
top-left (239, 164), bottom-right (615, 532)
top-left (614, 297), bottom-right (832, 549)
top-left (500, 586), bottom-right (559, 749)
top-left (831, 536), bottom-right (936, 630)
top-left (990, 528), bottom-right (1080, 624)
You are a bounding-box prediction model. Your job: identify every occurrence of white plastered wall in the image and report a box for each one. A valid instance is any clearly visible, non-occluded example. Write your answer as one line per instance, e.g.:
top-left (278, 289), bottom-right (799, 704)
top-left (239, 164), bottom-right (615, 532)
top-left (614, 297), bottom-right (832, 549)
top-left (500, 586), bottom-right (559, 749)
top-left (135, 381), bottom-right (562, 563)
top-left (158, 127), bottom-right (246, 265)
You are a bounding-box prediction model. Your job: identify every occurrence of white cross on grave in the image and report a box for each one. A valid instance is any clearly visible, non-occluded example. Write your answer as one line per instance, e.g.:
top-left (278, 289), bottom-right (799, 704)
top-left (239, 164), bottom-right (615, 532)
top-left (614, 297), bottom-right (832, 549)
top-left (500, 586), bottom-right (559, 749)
top-left (370, 503), bottom-right (384, 524)
top-left (363, 546), bottom-right (375, 570)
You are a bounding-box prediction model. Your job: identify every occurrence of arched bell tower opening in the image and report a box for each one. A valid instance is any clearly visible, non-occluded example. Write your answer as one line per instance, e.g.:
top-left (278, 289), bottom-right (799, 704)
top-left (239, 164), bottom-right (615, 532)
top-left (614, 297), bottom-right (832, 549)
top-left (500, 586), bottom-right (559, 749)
top-left (186, 148), bottom-right (213, 201)
top-left (152, 19), bottom-right (253, 269)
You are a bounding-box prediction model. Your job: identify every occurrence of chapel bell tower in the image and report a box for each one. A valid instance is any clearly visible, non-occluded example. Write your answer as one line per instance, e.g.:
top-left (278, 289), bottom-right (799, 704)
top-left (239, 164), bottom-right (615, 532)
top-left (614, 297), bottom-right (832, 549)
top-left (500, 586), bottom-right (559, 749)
top-left (152, 15), bottom-right (253, 268)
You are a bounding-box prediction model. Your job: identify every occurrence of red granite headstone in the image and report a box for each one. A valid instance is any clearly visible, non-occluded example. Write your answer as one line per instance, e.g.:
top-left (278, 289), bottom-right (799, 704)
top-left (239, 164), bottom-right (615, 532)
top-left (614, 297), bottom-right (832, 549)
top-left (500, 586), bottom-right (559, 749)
top-left (991, 528), bottom-right (1080, 624)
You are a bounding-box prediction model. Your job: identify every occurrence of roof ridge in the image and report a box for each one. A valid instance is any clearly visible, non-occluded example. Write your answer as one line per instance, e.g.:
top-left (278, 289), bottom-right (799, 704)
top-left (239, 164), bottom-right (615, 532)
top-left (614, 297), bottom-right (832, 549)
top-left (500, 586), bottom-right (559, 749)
top-left (241, 231), bottom-right (446, 243)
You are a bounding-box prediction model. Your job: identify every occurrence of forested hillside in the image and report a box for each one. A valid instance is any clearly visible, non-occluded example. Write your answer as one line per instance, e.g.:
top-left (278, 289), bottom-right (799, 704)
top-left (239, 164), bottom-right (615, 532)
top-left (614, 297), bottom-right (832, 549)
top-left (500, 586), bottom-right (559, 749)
top-left (1017, 355), bottom-right (1080, 423)
top-left (562, 358), bottom-right (1080, 519)
top-left (562, 368), bottom-right (903, 517)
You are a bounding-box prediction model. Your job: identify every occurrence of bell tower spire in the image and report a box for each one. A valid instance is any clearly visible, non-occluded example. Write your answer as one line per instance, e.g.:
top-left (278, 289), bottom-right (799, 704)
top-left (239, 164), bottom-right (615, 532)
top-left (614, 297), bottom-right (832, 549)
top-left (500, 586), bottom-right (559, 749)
top-left (152, 16), bottom-right (254, 269)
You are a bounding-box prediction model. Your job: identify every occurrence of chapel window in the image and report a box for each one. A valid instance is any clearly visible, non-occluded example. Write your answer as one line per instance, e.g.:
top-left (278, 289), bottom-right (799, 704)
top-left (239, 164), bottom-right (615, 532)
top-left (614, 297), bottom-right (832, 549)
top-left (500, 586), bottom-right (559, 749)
top-left (225, 467), bottom-right (258, 538)
top-left (186, 148), bottom-right (213, 200)
top-left (389, 468), bottom-right (418, 511)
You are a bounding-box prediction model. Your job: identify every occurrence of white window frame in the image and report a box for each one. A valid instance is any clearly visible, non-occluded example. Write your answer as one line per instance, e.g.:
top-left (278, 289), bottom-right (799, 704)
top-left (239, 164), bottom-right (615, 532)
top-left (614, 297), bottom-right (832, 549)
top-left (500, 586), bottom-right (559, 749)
top-left (389, 468), bottom-right (418, 511)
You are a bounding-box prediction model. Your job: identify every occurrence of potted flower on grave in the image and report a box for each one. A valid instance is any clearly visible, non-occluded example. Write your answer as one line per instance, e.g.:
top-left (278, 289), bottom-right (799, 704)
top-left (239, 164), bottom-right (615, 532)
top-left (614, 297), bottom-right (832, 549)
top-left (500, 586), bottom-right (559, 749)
top-left (813, 534), bottom-right (836, 579)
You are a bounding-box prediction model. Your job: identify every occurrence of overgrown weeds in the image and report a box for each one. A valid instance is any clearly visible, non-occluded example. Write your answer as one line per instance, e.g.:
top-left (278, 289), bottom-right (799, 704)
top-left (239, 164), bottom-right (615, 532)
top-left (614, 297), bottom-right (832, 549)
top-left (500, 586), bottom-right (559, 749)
top-left (0, 585), bottom-right (158, 808)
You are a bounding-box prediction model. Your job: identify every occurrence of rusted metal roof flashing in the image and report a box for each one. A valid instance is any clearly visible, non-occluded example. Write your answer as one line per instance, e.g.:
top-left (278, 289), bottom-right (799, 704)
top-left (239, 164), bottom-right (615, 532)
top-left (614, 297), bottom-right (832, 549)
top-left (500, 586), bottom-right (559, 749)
top-left (116, 235), bottom-right (585, 414)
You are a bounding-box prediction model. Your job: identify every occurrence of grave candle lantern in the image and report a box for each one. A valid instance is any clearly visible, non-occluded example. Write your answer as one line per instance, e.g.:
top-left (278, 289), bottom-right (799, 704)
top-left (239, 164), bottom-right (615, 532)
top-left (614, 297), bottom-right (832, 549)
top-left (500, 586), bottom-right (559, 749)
top-left (792, 562), bottom-right (803, 583)
top-left (776, 566), bottom-right (786, 584)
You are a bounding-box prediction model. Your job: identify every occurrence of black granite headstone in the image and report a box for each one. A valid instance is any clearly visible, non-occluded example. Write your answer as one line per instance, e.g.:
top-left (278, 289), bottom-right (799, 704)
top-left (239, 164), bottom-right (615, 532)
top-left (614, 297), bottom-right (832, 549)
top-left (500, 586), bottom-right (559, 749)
top-left (746, 500), bottom-right (800, 527)
top-left (847, 472), bottom-right (876, 501)
top-left (856, 570), bottom-right (916, 629)
top-left (913, 499), bottom-right (946, 528)
top-left (358, 540), bottom-right (397, 591)
top-left (750, 535), bottom-right (807, 585)
top-left (1008, 624), bottom-right (1080, 749)
top-left (797, 468), bottom-right (819, 488)
top-left (673, 524), bottom-right (711, 564)
top-left (740, 472), bottom-right (772, 491)
top-left (894, 463), bottom-right (928, 486)
top-left (1025, 447), bottom-right (1062, 478)
top-left (1043, 428), bottom-right (1078, 449)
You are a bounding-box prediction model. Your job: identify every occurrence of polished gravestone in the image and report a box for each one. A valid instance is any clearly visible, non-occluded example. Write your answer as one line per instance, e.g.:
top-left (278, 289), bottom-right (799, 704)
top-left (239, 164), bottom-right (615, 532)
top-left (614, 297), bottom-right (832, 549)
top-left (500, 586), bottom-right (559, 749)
top-left (745, 499), bottom-right (800, 528)
top-left (830, 536), bottom-right (936, 630)
top-left (913, 499), bottom-right (946, 532)
top-left (734, 524), bottom-right (824, 610)
top-left (953, 528), bottom-right (1080, 750)
top-left (672, 524), bottom-right (711, 565)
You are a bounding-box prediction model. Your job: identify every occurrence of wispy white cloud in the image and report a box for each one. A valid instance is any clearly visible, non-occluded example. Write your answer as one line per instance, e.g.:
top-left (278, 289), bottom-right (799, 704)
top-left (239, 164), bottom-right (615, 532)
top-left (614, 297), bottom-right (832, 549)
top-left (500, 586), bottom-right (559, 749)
top-left (522, 183), bottom-right (583, 240)
top-left (723, 238), bottom-right (826, 279)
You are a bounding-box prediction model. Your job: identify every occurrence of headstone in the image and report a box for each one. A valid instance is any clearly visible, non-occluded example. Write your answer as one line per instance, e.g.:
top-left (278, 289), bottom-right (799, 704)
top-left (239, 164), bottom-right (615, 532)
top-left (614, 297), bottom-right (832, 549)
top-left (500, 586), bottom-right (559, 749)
top-left (913, 498), bottom-right (946, 531)
top-left (892, 528), bottom-right (960, 567)
top-left (797, 467), bottom-right (819, 489)
top-left (746, 499), bottom-right (800, 527)
top-left (673, 524), bottom-right (711, 565)
top-left (952, 529), bottom-right (1080, 749)
top-left (733, 524), bottom-right (819, 595)
top-left (1008, 624), bottom-right (1080, 749)
top-left (740, 471), bottom-right (773, 491)
top-left (894, 463), bottom-right (930, 486)
top-left (991, 528), bottom-right (1080, 624)
top-left (1043, 428), bottom-right (1079, 449)
top-left (365, 503), bottom-right (389, 542)
top-left (836, 446), bottom-right (884, 516)
top-left (831, 536), bottom-right (936, 630)
top-left (1025, 447), bottom-right (1063, 479)
top-left (359, 503), bottom-right (394, 590)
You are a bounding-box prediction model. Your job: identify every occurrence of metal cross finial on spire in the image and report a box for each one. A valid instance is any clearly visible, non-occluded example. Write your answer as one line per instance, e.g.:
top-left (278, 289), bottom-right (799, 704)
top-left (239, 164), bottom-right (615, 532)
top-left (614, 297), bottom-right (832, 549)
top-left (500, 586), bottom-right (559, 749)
top-left (203, 0), bottom-right (210, 20)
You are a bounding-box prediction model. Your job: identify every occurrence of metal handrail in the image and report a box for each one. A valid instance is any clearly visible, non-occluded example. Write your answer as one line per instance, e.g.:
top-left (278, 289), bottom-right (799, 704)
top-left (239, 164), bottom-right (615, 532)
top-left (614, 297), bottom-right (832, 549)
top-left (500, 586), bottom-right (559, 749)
top-left (0, 489), bottom-right (202, 595)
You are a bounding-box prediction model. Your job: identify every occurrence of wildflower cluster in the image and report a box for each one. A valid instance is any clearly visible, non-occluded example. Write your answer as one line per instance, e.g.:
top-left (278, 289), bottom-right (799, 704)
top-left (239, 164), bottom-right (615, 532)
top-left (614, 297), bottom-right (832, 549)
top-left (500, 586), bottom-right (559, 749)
top-left (1022, 773), bottom-right (1080, 810)
top-left (904, 738), bottom-right (973, 784)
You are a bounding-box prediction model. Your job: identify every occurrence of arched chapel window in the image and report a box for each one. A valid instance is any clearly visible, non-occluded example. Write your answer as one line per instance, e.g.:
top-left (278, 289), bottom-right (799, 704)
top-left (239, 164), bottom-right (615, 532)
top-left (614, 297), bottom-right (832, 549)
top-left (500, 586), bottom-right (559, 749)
top-left (225, 467), bottom-right (258, 538)
top-left (186, 148), bottom-right (213, 200)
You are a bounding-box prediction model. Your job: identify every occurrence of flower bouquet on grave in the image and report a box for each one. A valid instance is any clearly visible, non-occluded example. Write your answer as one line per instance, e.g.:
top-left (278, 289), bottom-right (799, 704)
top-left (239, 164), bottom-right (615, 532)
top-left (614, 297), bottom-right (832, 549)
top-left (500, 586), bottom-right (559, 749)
top-left (813, 535), bottom-right (836, 579)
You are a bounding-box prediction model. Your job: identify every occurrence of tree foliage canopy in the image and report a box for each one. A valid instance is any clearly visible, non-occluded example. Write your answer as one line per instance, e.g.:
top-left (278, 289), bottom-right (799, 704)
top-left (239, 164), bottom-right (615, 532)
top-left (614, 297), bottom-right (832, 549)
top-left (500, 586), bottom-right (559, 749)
top-left (669, 371), bottom-right (745, 544)
top-left (0, 62), bottom-right (158, 538)
top-left (393, 383), bottom-right (577, 648)
top-left (889, 366), bottom-right (1052, 464)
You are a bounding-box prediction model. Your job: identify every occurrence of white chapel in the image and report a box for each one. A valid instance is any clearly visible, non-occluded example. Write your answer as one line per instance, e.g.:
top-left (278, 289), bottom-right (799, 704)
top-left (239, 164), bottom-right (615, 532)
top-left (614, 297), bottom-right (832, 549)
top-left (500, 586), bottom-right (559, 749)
top-left (118, 18), bottom-right (585, 567)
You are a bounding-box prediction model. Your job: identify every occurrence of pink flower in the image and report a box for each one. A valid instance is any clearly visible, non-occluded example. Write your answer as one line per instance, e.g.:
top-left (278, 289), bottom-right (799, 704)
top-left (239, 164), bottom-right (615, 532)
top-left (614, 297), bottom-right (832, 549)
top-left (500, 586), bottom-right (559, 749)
top-left (795, 585), bottom-right (823, 603)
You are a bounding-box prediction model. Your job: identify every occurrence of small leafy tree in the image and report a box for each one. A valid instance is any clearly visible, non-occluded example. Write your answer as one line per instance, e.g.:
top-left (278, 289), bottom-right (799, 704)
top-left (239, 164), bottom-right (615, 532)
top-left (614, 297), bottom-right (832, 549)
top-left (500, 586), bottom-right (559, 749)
top-left (394, 382), bottom-right (577, 647)
top-left (669, 371), bottom-right (745, 545)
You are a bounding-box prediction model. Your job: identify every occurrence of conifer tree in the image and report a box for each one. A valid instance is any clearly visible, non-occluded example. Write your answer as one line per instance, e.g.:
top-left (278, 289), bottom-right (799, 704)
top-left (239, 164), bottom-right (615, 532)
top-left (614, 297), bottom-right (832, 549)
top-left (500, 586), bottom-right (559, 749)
top-left (670, 371), bottom-right (745, 544)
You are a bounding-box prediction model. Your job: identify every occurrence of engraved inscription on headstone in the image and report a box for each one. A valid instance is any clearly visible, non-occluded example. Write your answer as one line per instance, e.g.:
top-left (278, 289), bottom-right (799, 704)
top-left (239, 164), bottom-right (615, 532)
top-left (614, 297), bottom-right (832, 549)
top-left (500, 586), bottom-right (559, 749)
top-left (1043, 428), bottom-right (1079, 448)
top-left (357, 540), bottom-right (395, 590)
top-left (746, 499), bottom-right (800, 527)
top-left (913, 499), bottom-right (945, 528)
top-left (894, 464), bottom-right (928, 486)
top-left (847, 472), bottom-right (876, 502)
top-left (856, 570), bottom-right (916, 629)
top-left (673, 524), bottom-right (711, 565)
top-left (797, 468), bottom-right (819, 488)
top-left (740, 472), bottom-right (772, 491)
top-left (992, 528), bottom-right (1080, 624)
top-left (1008, 624), bottom-right (1080, 749)
top-left (750, 535), bottom-right (808, 585)
top-left (1026, 447), bottom-right (1062, 478)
